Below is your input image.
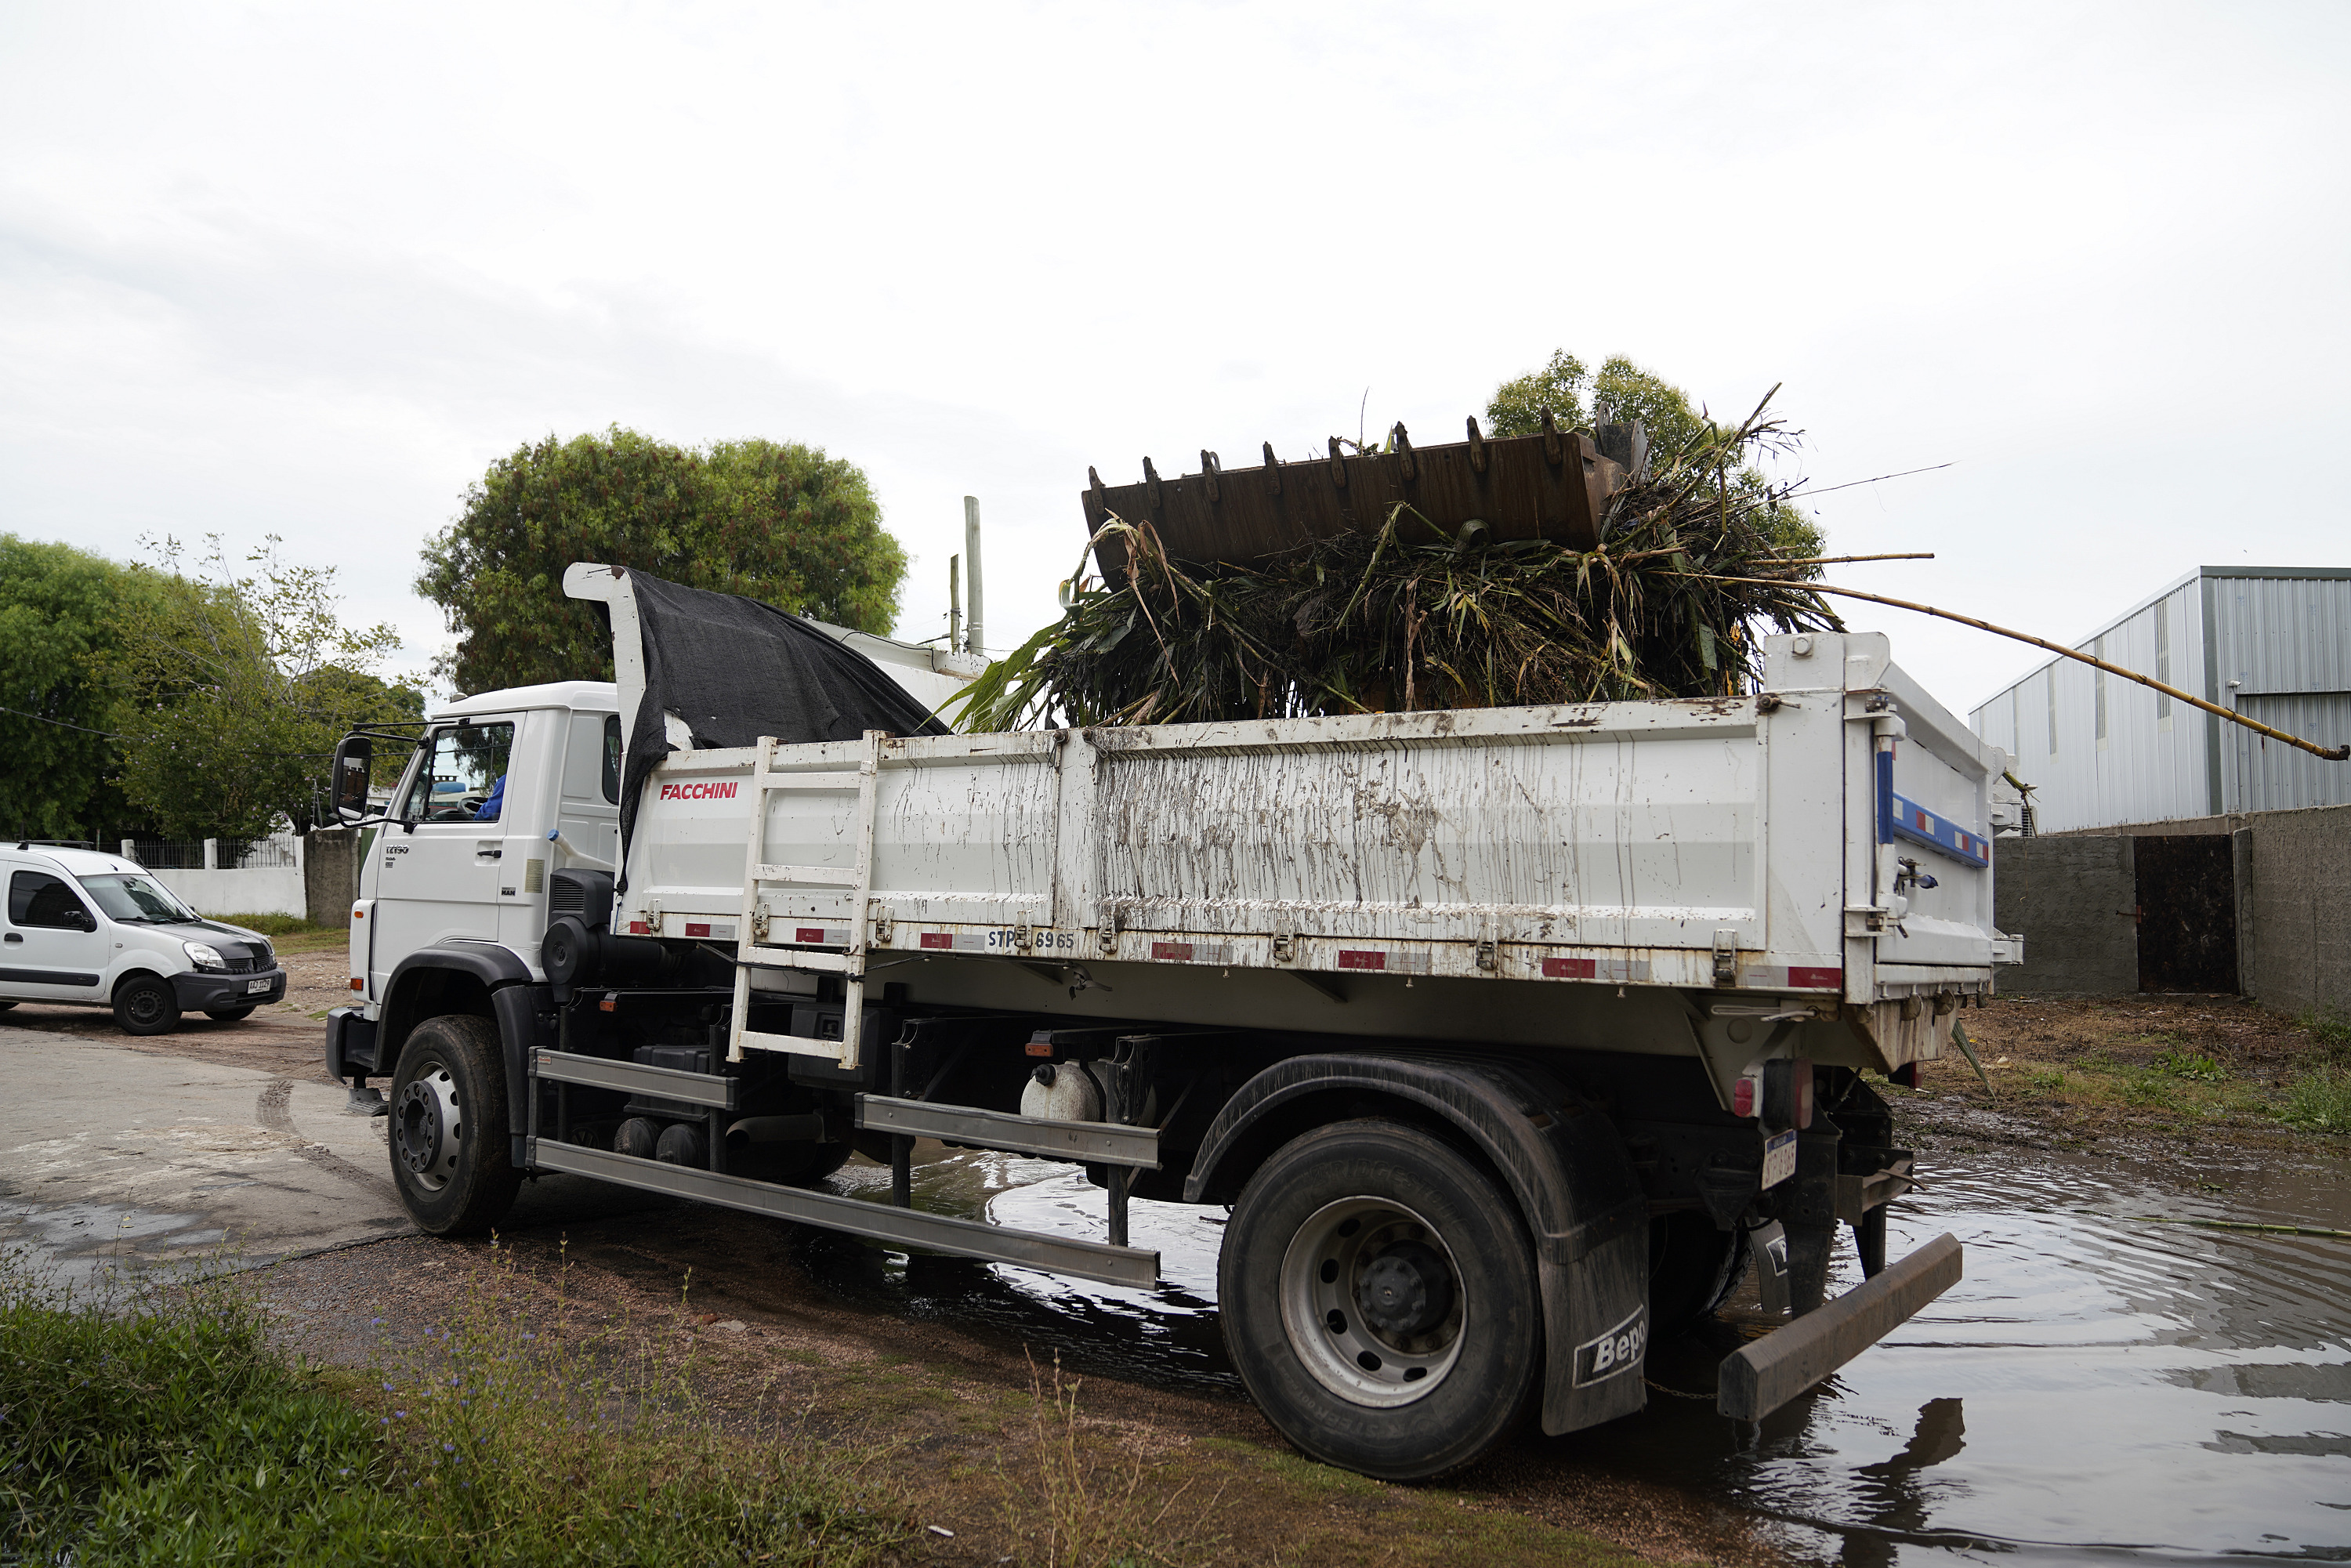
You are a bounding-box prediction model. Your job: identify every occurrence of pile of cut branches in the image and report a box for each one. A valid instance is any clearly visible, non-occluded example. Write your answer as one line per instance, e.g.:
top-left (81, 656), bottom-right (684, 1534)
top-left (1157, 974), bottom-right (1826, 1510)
top-left (947, 395), bottom-right (1842, 731)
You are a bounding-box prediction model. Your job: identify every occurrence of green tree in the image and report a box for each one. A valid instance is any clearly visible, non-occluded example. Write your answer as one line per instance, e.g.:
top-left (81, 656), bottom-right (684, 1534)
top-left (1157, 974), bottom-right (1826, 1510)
top-left (1486, 352), bottom-right (1826, 560)
top-left (417, 427), bottom-right (910, 695)
top-left (110, 536), bottom-right (423, 842)
top-left (0, 535), bottom-right (159, 842)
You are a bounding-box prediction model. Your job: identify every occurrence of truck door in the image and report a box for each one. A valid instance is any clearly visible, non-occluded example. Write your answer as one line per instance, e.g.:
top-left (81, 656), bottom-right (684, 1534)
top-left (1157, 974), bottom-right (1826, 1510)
top-left (371, 717), bottom-right (516, 992)
top-left (3, 867), bottom-right (107, 1001)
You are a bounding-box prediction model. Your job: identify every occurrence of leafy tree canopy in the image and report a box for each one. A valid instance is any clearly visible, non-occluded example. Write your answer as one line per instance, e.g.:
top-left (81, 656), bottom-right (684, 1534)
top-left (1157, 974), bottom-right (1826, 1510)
top-left (0, 535), bottom-right (164, 842)
top-left (417, 428), bottom-right (910, 695)
top-left (108, 536), bottom-right (423, 842)
top-left (1486, 351), bottom-right (1825, 561)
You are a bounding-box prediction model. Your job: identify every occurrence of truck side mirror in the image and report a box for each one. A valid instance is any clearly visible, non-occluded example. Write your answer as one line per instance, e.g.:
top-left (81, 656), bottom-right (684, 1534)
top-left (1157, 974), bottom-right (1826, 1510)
top-left (331, 736), bottom-right (374, 824)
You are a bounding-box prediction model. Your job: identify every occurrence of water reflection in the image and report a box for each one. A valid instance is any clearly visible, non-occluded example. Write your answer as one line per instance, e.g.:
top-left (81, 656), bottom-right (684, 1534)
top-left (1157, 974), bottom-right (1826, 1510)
top-left (797, 1139), bottom-right (2351, 1563)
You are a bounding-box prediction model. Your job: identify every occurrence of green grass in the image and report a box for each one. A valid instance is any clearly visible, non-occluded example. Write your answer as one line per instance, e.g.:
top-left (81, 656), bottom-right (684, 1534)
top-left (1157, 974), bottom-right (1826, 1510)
top-left (197, 911), bottom-right (331, 937)
top-left (2154, 1050), bottom-right (2228, 1083)
top-left (2277, 1064), bottom-right (2351, 1134)
top-left (2298, 1005), bottom-right (2351, 1057)
top-left (0, 1247), bottom-right (910, 1566)
top-left (197, 911), bottom-right (348, 954)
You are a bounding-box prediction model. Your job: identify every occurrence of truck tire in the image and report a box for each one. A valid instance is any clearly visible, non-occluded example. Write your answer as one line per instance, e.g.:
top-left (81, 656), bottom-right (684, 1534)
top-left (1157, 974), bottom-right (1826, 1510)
top-left (112, 974), bottom-right (181, 1036)
top-left (390, 1013), bottom-right (521, 1235)
top-left (1647, 1211), bottom-right (1748, 1331)
top-left (1219, 1119), bottom-right (1541, 1481)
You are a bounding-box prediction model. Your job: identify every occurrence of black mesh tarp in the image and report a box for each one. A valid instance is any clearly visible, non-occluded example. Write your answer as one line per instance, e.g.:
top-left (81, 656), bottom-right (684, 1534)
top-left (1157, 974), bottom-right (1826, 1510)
top-left (616, 571), bottom-right (949, 868)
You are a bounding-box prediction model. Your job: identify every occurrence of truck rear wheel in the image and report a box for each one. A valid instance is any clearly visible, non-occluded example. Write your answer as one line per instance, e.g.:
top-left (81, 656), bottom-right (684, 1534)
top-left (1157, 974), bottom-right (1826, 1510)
top-left (1219, 1120), bottom-right (1541, 1481)
top-left (390, 1014), bottom-right (520, 1235)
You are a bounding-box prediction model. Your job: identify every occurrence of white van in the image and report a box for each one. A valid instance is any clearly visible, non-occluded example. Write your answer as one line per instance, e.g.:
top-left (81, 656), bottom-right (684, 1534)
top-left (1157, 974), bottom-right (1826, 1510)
top-left (0, 843), bottom-right (288, 1034)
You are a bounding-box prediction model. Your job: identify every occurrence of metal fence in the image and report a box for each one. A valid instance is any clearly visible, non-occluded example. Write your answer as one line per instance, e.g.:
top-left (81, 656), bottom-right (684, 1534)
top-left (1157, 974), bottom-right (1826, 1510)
top-left (234, 834), bottom-right (300, 870)
top-left (123, 834), bottom-right (301, 870)
top-left (127, 839), bottom-right (211, 869)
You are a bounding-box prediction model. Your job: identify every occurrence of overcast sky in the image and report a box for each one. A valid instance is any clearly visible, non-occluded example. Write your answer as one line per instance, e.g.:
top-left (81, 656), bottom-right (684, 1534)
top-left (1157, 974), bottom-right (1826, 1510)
top-left (4, 2), bottom-right (2346, 728)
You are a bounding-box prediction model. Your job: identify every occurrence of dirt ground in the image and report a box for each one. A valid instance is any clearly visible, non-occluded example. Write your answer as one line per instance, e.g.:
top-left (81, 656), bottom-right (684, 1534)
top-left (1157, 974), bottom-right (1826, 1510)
top-left (256, 1213), bottom-right (1769, 1567)
top-left (0, 943), bottom-right (353, 1081)
top-left (1893, 994), bottom-right (2351, 1161)
top-left (56, 980), bottom-right (2340, 1563)
top-left (48, 977), bottom-right (1764, 1568)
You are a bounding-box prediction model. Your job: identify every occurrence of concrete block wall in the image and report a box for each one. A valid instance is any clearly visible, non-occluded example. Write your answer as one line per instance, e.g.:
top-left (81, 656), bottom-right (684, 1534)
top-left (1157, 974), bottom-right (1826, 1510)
top-left (2021, 800), bottom-right (2351, 1016)
top-left (1992, 835), bottom-right (2141, 997)
top-left (302, 827), bottom-right (362, 928)
top-left (2236, 804), bottom-right (2351, 1018)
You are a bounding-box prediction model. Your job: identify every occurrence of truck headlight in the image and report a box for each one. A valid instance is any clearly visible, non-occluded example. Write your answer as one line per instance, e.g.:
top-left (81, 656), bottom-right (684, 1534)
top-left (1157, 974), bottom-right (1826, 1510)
top-left (183, 941), bottom-right (228, 972)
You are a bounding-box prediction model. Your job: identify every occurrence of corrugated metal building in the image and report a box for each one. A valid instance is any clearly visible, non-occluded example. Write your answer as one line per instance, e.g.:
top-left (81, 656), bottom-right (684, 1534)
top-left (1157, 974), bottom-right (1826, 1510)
top-left (1969, 567), bottom-right (2351, 833)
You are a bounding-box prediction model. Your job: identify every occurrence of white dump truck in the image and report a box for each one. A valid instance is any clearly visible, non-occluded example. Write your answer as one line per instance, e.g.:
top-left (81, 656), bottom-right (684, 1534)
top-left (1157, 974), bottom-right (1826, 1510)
top-left (324, 562), bottom-right (2004, 1479)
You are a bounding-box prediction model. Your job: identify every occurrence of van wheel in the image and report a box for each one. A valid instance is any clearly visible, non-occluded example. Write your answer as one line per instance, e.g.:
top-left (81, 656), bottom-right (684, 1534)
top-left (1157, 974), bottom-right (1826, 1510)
top-left (113, 974), bottom-right (181, 1036)
top-left (1219, 1120), bottom-right (1541, 1481)
top-left (390, 1014), bottom-right (521, 1235)
top-left (205, 1005), bottom-right (258, 1023)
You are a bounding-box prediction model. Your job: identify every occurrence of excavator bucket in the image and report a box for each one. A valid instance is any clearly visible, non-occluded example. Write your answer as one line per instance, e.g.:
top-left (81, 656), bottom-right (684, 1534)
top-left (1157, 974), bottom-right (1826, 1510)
top-left (1082, 414), bottom-right (1642, 577)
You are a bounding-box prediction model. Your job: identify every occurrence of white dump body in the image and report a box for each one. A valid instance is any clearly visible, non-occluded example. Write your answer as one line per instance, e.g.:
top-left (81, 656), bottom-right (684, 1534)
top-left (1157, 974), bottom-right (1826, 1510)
top-left (566, 567), bottom-right (2005, 1088)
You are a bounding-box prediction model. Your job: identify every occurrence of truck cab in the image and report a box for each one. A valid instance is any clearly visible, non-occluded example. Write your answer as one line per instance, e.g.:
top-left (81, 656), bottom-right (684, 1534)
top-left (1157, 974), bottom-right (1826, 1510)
top-left (349, 683), bottom-right (623, 1001)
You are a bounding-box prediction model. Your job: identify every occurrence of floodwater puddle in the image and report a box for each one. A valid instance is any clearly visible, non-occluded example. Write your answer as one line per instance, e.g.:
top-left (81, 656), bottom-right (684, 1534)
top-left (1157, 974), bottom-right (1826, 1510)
top-left (802, 1137), bottom-right (2351, 1564)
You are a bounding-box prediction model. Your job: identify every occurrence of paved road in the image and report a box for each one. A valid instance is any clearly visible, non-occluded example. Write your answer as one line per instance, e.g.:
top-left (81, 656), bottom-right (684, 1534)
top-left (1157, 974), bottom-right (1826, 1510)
top-left (0, 1022), bottom-right (667, 1289)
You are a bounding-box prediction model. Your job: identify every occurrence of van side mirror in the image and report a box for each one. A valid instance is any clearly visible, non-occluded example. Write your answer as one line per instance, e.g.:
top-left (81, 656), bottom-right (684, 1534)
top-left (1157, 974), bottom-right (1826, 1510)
top-left (331, 735), bottom-right (374, 824)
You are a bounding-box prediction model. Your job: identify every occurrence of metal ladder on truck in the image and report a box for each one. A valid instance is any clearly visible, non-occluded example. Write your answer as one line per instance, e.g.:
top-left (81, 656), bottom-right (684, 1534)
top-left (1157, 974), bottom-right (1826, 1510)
top-left (726, 729), bottom-right (883, 1070)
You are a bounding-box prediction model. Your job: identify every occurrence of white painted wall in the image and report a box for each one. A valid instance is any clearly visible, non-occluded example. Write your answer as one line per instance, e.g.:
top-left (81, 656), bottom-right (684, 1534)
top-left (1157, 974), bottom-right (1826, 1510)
top-left (150, 865), bottom-right (306, 918)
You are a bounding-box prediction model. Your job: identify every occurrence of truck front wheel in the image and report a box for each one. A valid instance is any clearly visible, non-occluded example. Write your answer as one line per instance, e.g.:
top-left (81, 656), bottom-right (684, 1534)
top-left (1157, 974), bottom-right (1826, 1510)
top-left (390, 1014), bottom-right (521, 1235)
top-left (1219, 1119), bottom-right (1541, 1481)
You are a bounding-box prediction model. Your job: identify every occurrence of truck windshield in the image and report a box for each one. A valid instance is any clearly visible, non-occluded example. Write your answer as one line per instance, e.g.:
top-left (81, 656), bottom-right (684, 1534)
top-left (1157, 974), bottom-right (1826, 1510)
top-left (78, 873), bottom-right (197, 925)
top-left (400, 721), bottom-right (516, 822)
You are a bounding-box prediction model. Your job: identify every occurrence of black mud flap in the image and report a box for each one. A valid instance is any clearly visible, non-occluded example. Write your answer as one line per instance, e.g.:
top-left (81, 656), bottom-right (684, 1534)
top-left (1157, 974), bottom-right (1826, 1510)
top-left (1538, 1221), bottom-right (1651, 1435)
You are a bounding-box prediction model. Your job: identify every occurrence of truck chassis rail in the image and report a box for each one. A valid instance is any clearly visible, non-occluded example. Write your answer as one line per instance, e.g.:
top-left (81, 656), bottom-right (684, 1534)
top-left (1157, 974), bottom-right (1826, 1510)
top-left (525, 1136), bottom-right (1160, 1288)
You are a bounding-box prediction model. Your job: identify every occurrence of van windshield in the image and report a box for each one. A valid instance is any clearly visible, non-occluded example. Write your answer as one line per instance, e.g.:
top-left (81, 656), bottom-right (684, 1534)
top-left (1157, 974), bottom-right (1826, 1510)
top-left (78, 873), bottom-right (197, 925)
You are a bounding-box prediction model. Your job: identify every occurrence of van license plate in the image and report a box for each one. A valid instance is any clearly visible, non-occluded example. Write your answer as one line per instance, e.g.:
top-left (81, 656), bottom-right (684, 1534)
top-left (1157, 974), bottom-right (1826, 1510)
top-left (1761, 1128), bottom-right (1799, 1189)
top-left (246, 978), bottom-right (271, 994)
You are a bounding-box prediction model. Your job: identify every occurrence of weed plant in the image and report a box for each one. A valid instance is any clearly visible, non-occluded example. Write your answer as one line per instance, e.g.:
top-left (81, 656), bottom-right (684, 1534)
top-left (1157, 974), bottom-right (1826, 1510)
top-left (1000, 1349), bottom-right (1201, 1568)
top-left (0, 1243), bottom-right (908, 1565)
top-left (2278, 1065), bottom-right (2351, 1134)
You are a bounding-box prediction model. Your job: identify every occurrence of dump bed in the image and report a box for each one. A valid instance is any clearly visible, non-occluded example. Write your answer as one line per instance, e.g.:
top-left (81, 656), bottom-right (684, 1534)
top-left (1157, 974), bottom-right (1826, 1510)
top-left (565, 567), bottom-right (2005, 1088)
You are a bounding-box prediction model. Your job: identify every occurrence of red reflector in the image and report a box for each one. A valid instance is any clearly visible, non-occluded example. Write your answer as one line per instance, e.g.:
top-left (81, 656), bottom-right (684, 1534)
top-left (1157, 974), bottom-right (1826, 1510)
top-left (795, 927), bottom-right (827, 943)
top-left (1788, 966), bottom-right (1843, 990)
top-left (1337, 950), bottom-right (1386, 971)
top-left (685, 922), bottom-right (710, 938)
top-left (598, 998), bottom-right (617, 1012)
top-left (1541, 957), bottom-right (1596, 980)
top-left (919, 932), bottom-right (953, 950)
top-left (1150, 940), bottom-right (1194, 961)
top-left (627, 920), bottom-right (648, 935)
top-left (1732, 1077), bottom-right (1755, 1117)
top-left (1025, 1041), bottom-right (1053, 1057)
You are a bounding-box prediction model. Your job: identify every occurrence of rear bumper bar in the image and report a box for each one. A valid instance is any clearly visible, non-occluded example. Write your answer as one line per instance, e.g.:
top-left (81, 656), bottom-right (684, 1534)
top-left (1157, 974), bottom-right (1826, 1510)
top-left (1718, 1233), bottom-right (1962, 1420)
